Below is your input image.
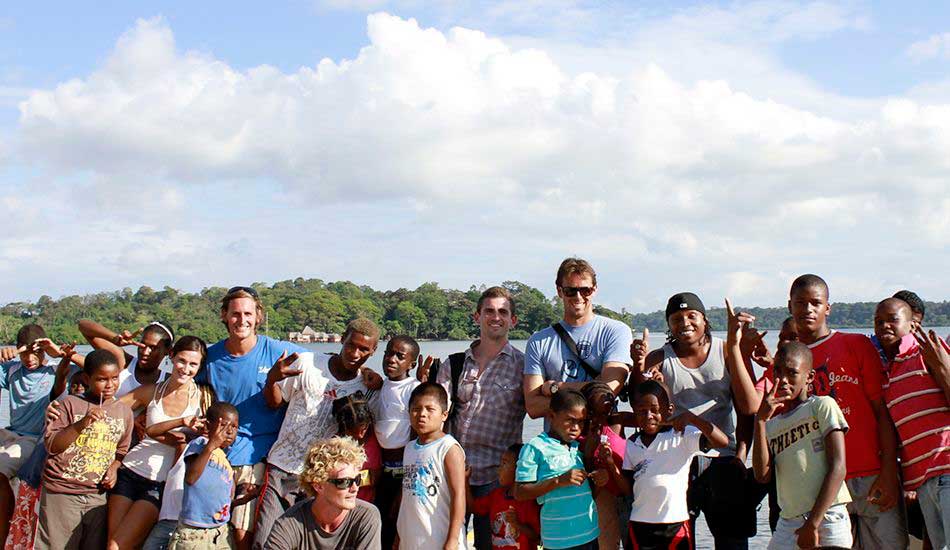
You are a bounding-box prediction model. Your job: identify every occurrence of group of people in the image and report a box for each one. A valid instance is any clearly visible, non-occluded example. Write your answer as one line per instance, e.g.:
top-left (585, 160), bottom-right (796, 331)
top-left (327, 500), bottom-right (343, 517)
top-left (0, 257), bottom-right (947, 550)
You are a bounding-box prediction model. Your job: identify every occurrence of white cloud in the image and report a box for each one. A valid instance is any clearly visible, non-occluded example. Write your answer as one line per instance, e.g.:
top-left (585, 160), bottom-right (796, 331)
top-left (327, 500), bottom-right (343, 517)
top-left (9, 8), bottom-right (950, 310)
top-left (907, 32), bottom-right (950, 63)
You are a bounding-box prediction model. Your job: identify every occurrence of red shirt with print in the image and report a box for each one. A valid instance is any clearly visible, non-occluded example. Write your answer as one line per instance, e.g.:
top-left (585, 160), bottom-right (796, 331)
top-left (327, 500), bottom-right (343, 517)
top-left (471, 487), bottom-right (541, 550)
top-left (808, 331), bottom-right (884, 479)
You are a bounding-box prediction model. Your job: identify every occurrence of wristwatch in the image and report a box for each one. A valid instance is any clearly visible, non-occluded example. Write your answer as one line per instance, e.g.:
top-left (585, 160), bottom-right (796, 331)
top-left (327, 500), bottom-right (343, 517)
top-left (550, 381), bottom-right (560, 395)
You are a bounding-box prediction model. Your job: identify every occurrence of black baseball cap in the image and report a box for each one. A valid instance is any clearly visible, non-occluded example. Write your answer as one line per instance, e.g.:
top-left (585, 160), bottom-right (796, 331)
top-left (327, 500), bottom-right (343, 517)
top-left (665, 292), bottom-right (706, 319)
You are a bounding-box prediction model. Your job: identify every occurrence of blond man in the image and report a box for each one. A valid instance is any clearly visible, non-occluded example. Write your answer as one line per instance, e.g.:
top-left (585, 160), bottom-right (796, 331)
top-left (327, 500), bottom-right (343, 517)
top-left (264, 437), bottom-right (381, 550)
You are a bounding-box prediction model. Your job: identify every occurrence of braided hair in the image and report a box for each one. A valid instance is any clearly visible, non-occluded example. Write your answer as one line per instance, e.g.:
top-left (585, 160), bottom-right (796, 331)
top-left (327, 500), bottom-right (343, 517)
top-left (332, 393), bottom-right (374, 436)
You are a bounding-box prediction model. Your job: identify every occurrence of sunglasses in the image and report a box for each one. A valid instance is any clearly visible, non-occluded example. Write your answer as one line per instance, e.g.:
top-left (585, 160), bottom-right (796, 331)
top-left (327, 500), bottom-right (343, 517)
top-left (326, 476), bottom-right (362, 489)
top-left (560, 286), bottom-right (594, 298)
top-left (227, 286), bottom-right (259, 298)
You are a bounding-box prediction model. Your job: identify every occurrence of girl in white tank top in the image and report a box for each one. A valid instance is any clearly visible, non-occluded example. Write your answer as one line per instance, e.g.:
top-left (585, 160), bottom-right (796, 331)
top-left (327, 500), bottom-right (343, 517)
top-left (110, 336), bottom-right (210, 550)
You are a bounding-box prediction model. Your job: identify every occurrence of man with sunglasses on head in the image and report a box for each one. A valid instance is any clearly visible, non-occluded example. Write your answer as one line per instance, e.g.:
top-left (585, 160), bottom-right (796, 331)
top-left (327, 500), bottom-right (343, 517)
top-left (265, 436), bottom-right (381, 550)
top-left (524, 258), bottom-right (632, 419)
top-left (423, 286), bottom-right (527, 550)
top-left (197, 286), bottom-right (308, 550)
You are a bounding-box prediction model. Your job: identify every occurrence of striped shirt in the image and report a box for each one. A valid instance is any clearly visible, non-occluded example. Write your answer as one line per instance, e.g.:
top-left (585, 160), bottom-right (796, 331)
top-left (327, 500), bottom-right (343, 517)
top-left (437, 341), bottom-right (526, 486)
top-left (515, 432), bottom-right (598, 549)
top-left (883, 334), bottom-right (950, 490)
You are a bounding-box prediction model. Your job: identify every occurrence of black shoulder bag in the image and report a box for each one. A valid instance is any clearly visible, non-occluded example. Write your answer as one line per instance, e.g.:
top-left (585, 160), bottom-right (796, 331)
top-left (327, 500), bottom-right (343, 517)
top-left (550, 322), bottom-right (630, 402)
top-left (426, 352), bottom-right (467, 422)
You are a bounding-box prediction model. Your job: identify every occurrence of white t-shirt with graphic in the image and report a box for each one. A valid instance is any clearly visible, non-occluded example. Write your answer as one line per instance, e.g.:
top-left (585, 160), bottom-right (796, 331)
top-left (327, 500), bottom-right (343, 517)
top-left (266, 353), bottom-right (372, 474)
top-left (397, 434), bottom-right (466, 550)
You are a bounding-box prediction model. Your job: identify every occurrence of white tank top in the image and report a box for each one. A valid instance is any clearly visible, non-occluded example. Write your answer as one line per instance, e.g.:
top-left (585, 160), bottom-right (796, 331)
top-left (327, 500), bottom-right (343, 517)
top-left (397, 434), bottom-right (466, 549)
top-left (659, 336), bottom-right (736, 455)
top-left (122, 381), bottom-right (201, 480)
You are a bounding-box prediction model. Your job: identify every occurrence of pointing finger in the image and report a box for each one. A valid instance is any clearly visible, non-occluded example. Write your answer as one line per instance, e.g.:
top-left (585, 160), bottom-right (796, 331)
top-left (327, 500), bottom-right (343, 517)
top-left (643, 327), bottom-right (649, 344)
top-left (725, 298), bottom-right (736, 317)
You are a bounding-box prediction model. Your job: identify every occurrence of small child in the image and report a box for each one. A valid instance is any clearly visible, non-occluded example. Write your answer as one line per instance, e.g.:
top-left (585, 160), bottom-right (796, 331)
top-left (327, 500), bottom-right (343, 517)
top-left (468, 443), bottom-right (540, 550)
top-left (68, 370), bottom-right (89, 396)
top-left (397, 382), bottom-right (466, 550)
top-left (604, 380), bottom-right (727, 550)
top-left (372, 335), bottom-right (422, 549)
top-left (168, 401), bottom-right (240, 550)
top-left (580, 381), bottom-right (627, 550)
top-left (514, 388), bottom-right (599, 550)
top-left (333, 394), bottom-right (381, 503)
top-left (752, 342), bottom-right (852, 550)
top-left (36, 349), bottom-right (134, 550)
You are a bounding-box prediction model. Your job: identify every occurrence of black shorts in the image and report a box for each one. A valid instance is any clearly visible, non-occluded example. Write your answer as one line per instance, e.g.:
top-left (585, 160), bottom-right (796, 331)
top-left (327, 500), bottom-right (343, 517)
top-left (110, 466), bottom-right (164, 507)
top-left (628, 521), bottom-right (691, 550)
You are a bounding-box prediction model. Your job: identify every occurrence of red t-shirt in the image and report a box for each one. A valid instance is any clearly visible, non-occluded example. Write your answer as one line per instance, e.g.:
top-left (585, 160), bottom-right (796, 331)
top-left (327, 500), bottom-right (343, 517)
top-left (808, 331), bottom-right (884, 479)
top-left (471, 487), bottom-right (541, 550)
top-left (357, 432), bottom-right (382, 503)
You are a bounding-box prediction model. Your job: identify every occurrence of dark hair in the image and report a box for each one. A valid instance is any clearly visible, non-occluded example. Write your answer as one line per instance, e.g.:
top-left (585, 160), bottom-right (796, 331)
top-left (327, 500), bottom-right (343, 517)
top-left (83, 349), bottom-right (120, 376)
top-left (15, 324), bottom-right (46, 348)
top-left (893, 290), bottom-right (925, 319)
top-left (581, 381), bottom-right (613, 403)
top-left (477, 286), bottom-right (516, 316)
top-left (781, 316), bottom-right (795, 330)
top-left (506, 443), bottom-right (523, 456)
top-left (332, 394), bottom-right (374, 435)
top-left (633, 380), bottom-right (671, 409)
top-left (142, 322), bottom-right (174, 349)
top-left (206, 401), bottom-right (239, 424)
top-left (550, 388), bottom-right (587, 412)
top-left (409, 382), bottom-right (448, 411)
top-left (555, 257), bottom-right (597, 287)
top-left (388, 335), bottom-right (420, 361)
top-left (774, 341), bottom-right (813, 371)
top-left (790, 274), bottom-right (829, 300)
top-left (170, 336), bottom-right (208, 368)
top-left (69, 371), bottom-right (88, 388)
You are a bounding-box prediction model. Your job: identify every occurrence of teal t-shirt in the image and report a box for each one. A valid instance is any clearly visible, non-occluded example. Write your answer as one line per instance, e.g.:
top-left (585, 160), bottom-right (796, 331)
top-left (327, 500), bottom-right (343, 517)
top-left (515, 432), bottom-right (598, 549)
top-left (0, 361), bottom-right (57, 437)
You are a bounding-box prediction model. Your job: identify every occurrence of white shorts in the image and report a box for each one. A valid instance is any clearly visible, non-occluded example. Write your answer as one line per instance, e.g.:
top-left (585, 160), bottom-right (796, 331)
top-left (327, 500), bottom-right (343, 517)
top-left (768, 503), bottom-right (852, 550)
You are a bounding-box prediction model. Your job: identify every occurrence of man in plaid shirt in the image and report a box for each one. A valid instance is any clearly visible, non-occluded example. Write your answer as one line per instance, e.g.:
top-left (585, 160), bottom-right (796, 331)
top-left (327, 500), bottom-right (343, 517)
top-left (435, 286), bottom-right (526, 550)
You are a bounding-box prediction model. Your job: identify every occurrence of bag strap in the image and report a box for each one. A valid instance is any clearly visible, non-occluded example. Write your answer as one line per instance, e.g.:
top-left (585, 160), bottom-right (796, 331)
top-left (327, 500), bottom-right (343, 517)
top-left (550, 322), bottom-right (600, 380)
top-left (426, 352), bottom-right (467, 422)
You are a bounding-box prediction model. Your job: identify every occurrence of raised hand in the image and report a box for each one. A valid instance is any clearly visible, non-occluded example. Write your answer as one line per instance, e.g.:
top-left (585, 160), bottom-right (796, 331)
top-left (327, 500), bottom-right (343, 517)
top-left (630, 328), bottom-right (650, 373)
top-left (751, 339), bottom-right (774, 369)
top-left (183, 415), bottom-right (206, 432)
top-left (416, 355), bottom-right (436, 382)
top-left (670, 411), bottom-right (697, 433)
top-left (756, 382), bottom-right (790, 422)
top-left (913, 326), bottom-right (950, 378)
top-left (0, 347), bottom-right (18, 362)
top-left (33, 338), bottom-right (64, 357)
top-left (361, 368), bottom-right (383, 390)
top-left (207, 422), bottom-right (230, 450)
top-left (112, 328), bottom-right (144, 348)
top-left (266, 351), bottom-right (301, 384)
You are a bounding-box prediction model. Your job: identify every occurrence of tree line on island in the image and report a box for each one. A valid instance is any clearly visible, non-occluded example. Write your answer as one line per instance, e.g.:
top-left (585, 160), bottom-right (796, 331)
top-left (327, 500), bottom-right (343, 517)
top-left (2, 278), bottom-right (948, 344)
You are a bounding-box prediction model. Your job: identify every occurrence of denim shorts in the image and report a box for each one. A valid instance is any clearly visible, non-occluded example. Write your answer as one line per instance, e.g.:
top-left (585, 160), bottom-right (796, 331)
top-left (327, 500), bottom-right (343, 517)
top-left (110, 466), bottom-right (164, 508)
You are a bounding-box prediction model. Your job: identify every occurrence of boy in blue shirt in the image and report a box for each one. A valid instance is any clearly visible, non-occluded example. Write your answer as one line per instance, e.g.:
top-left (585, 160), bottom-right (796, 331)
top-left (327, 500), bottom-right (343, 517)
top-left (514, 388), bottom-right (599, 550)
top-left (0, 324), bottom-right (78, 546)
top-left (169, 401), bottom-right (246, 550)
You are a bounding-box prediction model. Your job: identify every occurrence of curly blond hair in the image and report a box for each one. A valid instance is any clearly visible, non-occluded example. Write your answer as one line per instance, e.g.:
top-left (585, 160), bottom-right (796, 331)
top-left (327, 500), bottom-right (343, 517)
top-left (299, 436), bottom-right (367, 497)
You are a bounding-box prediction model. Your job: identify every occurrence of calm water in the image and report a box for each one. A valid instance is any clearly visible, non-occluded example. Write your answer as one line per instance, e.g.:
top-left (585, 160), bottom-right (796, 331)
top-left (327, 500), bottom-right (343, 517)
top-left (7, 327), bottom-right (946, 549)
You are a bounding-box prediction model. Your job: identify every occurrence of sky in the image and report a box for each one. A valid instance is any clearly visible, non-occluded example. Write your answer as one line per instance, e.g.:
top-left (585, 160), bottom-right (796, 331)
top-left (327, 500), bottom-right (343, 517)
top-left (2, 1), bottom-right (950, 313)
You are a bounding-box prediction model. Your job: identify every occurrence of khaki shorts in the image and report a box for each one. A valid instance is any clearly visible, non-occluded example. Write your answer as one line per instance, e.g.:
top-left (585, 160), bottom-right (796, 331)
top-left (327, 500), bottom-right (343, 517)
top-left (230, 462), bottom-right (266, 531)
top-left (0, 429), bottom-right (38, 479)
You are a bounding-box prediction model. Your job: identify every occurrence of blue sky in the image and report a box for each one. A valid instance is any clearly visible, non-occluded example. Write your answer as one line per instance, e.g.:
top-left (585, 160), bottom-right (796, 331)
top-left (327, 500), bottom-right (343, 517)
top-left (3, 1), bottom-right (950, 312)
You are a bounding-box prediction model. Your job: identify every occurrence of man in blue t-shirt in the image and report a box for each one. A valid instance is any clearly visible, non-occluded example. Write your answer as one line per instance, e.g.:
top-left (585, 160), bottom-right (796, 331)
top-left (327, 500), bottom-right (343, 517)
top-left (196, 286), bottom-right (308, 549)
top-left (523, 258), bottom-right (632, 419)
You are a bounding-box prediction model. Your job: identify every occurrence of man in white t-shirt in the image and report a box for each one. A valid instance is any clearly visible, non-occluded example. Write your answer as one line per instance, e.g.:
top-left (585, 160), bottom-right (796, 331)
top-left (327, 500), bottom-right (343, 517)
top-left (252, 318), bottom-right (380, 550)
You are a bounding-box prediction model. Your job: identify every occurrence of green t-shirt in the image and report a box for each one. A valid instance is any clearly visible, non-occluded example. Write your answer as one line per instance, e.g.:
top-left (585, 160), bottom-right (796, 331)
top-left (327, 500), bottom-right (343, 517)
top-left (766, 395), bottom-right (852, 518)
